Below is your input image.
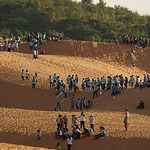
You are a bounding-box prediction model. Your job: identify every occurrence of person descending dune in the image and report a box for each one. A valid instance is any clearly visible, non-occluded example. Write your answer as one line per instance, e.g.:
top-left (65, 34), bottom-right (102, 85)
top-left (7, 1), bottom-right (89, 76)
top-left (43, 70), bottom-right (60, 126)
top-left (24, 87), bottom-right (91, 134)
top-left (131, 49), bottom-right (136, 60)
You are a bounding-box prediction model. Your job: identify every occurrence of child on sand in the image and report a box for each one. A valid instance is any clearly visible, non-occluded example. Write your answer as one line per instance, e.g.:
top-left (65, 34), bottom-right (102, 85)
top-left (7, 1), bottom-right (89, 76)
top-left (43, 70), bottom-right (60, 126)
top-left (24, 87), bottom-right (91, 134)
top-left (123, 108), bottom-right (129, 132)
top-left (36, 130), bottom-right (42, 141)
top-left (56, 142), bottom-right (61, 150)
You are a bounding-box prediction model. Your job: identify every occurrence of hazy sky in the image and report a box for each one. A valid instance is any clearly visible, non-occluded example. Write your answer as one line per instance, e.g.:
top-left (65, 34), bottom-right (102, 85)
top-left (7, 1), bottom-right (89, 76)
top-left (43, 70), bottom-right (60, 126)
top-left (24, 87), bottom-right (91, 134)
top-left (74, 0), bottom-right (150, 16)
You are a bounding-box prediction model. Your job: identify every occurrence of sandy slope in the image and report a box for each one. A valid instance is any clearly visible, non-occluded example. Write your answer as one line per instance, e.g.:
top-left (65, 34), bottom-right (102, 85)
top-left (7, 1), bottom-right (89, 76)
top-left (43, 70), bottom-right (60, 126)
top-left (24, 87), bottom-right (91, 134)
top-left (0, 79), bottom-right (150, 116)
top-left (0, 107), bottom-right (150, 150)
top-left (0, 143), bottom-right (53, 150)
top-left (0, 52), bottom-right (148, 89)
top-left (0, 41), bottom-right (150, 150)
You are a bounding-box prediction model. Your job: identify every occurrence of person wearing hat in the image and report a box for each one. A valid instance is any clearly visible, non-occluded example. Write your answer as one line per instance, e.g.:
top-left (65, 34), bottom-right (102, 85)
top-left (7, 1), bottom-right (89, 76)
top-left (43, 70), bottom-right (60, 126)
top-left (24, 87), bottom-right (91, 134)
top-left (93, 126), bottom-right (106, 140)
top-left (123, 108), bottom-right (129, 131)
top-left (89, 114), bottom-right (94, 131)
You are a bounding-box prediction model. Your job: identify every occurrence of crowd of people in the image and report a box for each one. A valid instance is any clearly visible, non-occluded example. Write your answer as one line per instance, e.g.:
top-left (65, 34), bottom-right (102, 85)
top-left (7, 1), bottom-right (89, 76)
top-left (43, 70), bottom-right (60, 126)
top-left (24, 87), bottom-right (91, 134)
top-left (21, 69), bottom-right (149, 113)
top-left (35, 108), bottom-right (132, 150)
top-left (116, 35), bottom-right (149, 48)
top-left (48, 32), bottom-right (64, 41)
top-left (47, 73), bottom-right (150, 100)
top-left (0, 31), bottom-right (64, 53)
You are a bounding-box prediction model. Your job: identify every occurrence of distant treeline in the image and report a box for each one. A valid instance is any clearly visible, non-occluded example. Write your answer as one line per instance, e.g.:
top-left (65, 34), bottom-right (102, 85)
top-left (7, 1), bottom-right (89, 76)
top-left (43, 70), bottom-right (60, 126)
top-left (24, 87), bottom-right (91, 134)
top-left (0, 0), bottom-right (150, 42)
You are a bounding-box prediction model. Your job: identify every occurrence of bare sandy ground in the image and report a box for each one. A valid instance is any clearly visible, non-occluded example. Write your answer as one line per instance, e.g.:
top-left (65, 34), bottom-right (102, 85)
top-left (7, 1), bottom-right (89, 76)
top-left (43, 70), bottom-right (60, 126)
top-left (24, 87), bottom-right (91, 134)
top-left (0, 107), bottom-right (150, 150)
top-left (0, 41), bottom-right (150, 150)
top-left (0, 52), bottom-right (149, 89)
top-left (0, 143), bottom-right (53, 150)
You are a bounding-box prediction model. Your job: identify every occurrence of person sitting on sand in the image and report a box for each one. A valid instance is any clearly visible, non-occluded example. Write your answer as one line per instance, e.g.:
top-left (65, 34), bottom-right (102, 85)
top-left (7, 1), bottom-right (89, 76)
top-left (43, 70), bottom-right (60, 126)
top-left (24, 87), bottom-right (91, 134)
top-left (52, 108), bottom-right (57, 111)
top-left (82, 128), bottom-right (91, 137)
top-left (86, 100), bottom-right (93, 109)
top-left (39, 49), bottom-right (45, 55)
top-left (136, 100), bottom-right (145, 109)
top-left (74, 127), bottom-right (81, 140)
top-left (36, 130), bottom-right (42, 141)
top-left (62, 128), bottom-right (70, 140)
top-left (93, 126), bottom-right (106, 140)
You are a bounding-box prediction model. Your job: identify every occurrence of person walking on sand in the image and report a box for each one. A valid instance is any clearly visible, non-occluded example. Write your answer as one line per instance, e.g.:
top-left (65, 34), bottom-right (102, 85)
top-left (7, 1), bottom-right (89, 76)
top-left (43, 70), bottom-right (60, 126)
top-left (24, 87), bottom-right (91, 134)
top-left (32, 76), bottom-right (37, 88)
top-left (92, 87), bottom-right (100, 99)
top-left (26, 70), bottom-right (30, 80)
top-left (131, 49), bottom-right (136, 60)
top-left (67, 136), bottom-right (73, 150)
top-left (48, 75), bottom-right (53, 88)
top-left (21, 69), bottom-right (25, 80)
top-left (36, 130), bottom-right (42, 141)
top-left (123, 108), bottom-right (129, 132)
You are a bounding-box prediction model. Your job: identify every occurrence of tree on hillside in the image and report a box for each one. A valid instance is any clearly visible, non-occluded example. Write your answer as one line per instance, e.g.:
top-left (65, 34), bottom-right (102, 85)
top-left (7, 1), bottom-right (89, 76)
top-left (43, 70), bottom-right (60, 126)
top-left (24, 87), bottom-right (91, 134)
top-left (0, 0), bottom-right (149, 42)
top-left (82, 0), bottom-right (93, 4)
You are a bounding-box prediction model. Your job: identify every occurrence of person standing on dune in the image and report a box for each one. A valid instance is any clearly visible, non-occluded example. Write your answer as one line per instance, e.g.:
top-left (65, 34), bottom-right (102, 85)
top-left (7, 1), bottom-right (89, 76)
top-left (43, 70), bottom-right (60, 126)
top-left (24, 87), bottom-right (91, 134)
top-left (26, 70), bottom-right (30, 80)
top-left (123, 108), bottom-right (129, 132)
top-left (21, 69), bottom-right (25, 80)
top-left (36, 130), bottom-right (42, 141)
top-left (131, 49), bottom-right (136, 60)
top-left (32, 76), bottom-right (37, 88)
top-left (67, 136), bottom-right (73, 150)
top-left (80, 112), bottom-right (85, 129)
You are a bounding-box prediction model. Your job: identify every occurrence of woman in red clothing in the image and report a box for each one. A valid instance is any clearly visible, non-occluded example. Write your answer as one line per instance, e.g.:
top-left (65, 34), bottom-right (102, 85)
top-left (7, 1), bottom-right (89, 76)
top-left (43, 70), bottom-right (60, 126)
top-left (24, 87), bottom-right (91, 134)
top-left (123, 108), bottom-right (129, 131)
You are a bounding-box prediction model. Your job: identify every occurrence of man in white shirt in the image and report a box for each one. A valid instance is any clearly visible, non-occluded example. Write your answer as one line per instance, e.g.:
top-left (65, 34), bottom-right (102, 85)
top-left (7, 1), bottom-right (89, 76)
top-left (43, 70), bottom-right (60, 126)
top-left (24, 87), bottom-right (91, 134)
top-left (67, 136), bottom-right (73, 150)
top-left (33, 50), bottom-right (36, 59)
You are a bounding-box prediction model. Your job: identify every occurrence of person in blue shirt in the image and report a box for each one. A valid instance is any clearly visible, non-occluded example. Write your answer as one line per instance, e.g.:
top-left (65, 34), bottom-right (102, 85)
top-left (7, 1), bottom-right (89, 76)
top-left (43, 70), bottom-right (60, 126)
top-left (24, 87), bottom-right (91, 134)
top-left (111, 83), bottom-right (117, 98)
top-left (92, 88), bottom-right (100, 99)
top-left (70, 99), bottom-right (75, 110)
top-left (93, 126), bottom-right (106, 140)
top-left (56, 102), bottom-right (61, 111)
